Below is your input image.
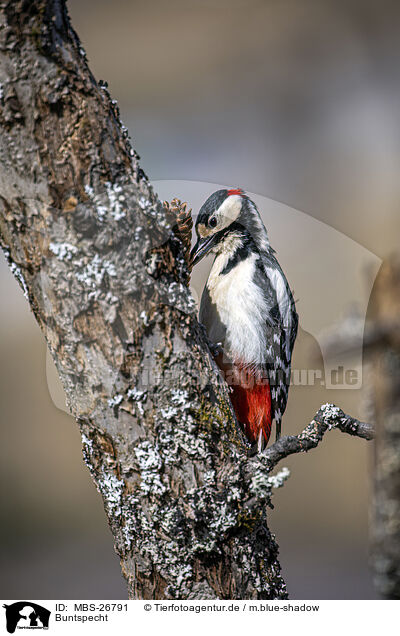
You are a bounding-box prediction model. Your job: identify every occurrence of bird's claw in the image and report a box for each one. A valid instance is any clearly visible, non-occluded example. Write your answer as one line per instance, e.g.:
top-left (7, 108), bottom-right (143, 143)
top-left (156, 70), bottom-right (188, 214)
top-left (209, 341), bottom-right (223, 357)
top-left (198, 322), bottom-right (223, 357)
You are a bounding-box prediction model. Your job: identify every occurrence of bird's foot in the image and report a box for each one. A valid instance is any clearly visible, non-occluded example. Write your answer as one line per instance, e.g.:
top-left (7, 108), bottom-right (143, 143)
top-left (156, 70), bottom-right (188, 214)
top-left (198, 323), bottom-right (223, 358)
top-left (209, 341), bottom-right (223, 358)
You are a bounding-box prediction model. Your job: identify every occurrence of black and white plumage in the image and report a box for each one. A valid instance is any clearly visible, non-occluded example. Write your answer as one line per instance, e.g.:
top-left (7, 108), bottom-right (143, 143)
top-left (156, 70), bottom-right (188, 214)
top-left (190, 188), bottom-right (298, 451)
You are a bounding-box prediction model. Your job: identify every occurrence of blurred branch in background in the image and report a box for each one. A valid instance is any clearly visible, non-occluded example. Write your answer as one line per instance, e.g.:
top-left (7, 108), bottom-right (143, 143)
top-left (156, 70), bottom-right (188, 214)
top-left (316, 255), bottom-right (400, 599)
top-left (367, 256), bottom-right (400, 599)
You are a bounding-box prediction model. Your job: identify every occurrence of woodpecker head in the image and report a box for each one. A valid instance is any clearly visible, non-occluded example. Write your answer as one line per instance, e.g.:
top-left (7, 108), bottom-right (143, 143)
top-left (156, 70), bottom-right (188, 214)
top-left (190, 188), bottom-right (269, 266)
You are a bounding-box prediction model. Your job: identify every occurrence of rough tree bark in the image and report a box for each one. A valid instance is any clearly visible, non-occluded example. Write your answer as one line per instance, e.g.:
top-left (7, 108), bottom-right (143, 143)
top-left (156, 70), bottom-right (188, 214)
top-left (0, 1), bottom-right (373, 599)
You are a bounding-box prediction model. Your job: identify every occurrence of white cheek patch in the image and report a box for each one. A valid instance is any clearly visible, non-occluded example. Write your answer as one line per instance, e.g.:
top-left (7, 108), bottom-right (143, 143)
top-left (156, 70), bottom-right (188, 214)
top-left (215, 195), bottom-right (242, 229)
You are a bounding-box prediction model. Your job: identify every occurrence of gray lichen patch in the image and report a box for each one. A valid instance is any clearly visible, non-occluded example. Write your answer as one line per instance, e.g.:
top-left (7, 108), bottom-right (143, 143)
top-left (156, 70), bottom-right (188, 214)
top-left (84, 181), bottom-right (127, 222)
top-left (75, 253), bottom-right (117, 288)
top-left (1, 248), bottom-right (29, 299)
top-left (107, 394), bottom-right (124, 408)
top-left (134, 441), bottom-right (166, 495)
top-left (98, 468), bottom-right (124, 519)
top-left (49, 241), bottom-right (77, 260)
top-left (82, 431), bottom-right (120, 503)
top-left (251, 466), bottom-right (290, 498)
top-left (320, 403), bottom-right (342, 427)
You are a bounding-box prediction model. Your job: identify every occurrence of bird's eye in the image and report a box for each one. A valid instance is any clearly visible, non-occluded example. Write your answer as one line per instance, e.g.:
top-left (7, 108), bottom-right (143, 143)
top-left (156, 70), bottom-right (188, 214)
top-left (209, 216), bottom-right (217, 228)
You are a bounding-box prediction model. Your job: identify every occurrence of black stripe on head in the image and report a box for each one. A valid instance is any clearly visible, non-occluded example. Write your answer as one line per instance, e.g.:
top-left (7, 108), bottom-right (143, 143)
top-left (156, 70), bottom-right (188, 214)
top-left (220, 224), bottom-right (259, 275)
top-left (196, 190), bottom-right (230, 227)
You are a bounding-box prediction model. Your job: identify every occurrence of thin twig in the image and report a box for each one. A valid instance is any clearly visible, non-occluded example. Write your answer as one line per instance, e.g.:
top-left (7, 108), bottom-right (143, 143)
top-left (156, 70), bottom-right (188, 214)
top-left (260, 403), bottom-right (374, 470)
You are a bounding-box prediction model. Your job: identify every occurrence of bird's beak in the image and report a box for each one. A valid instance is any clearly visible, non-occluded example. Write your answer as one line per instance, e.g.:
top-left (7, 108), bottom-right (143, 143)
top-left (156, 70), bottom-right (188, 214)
top-left (190, 235), bottom-right (217, 266)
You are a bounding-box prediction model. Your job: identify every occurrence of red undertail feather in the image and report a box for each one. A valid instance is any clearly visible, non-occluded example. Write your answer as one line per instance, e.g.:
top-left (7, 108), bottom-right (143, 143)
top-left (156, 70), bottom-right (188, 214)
top-left (229, 368), bottom-right (272, 447)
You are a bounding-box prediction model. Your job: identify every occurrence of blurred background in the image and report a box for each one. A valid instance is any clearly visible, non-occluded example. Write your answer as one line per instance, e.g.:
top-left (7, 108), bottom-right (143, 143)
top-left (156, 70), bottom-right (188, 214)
top-left (1, 0), bottom-right (400, 599)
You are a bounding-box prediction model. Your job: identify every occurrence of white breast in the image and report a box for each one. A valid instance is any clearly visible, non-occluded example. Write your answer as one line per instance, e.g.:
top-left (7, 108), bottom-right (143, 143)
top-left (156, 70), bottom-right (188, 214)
top-left (207, 251), bottom-right (267, 366)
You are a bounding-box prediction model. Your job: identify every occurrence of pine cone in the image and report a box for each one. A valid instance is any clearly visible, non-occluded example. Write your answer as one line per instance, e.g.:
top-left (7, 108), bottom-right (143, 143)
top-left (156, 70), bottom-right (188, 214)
top-left (163, 198), bottom-right (193, 275)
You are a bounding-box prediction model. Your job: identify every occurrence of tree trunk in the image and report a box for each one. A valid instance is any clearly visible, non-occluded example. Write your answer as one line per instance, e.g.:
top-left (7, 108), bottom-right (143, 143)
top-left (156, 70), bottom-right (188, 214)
top-left (0, 0), bottom-right (288, 599)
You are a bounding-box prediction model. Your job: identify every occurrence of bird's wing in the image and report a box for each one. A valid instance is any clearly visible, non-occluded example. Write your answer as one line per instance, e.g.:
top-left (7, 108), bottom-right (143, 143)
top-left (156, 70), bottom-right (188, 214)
top-left (258, 253), bottom-right (298, 439)
top-left (199, 285), bottom-right (227, 346)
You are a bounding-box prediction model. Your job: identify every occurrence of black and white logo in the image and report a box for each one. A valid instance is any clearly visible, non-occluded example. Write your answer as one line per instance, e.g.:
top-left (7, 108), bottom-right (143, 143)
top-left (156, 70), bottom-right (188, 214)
top-left (3, 602), bottom-right (50, 633)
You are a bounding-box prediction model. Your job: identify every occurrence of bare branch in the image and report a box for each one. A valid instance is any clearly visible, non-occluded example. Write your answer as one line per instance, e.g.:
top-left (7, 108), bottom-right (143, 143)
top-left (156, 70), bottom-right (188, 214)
top-left (260, 403), bottom-right (374, 470)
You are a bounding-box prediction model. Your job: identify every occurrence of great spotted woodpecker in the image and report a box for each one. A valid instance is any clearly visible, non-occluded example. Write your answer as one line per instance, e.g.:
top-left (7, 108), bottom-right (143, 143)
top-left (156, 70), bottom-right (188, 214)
top-left (190, 189), bottom-right (298, 452)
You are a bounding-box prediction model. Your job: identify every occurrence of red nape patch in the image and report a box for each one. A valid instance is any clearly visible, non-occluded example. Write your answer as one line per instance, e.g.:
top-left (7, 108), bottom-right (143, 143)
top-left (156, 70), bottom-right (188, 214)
top-left (227, 188), bottom-right (244, 197)
top-left (229, 372), bottom-right (272, 446)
